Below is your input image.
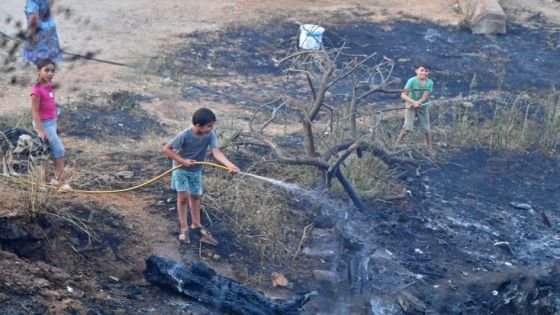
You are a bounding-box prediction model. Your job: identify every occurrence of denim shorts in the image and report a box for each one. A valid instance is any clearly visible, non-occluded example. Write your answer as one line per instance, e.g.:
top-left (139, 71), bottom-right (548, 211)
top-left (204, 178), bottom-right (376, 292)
top-left (33, 118), bottom-right (64, 158)
top-left (171, 169), bottom-right (203, 195)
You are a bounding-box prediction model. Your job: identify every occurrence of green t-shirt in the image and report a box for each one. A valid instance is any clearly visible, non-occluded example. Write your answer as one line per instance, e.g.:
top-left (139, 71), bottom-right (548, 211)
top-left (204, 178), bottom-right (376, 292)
top-left (404, 76), bottom-right (433, 106)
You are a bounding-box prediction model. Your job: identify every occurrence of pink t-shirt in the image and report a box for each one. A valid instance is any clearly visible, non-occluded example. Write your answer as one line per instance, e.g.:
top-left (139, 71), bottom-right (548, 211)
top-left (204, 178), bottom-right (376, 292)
top-left (30, 82), bottom-right (57, 120)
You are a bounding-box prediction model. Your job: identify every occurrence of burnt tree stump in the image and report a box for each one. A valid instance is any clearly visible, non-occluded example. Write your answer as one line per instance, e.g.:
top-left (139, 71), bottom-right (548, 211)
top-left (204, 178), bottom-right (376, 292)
top-left (143, 256), bottom-right (313, 315)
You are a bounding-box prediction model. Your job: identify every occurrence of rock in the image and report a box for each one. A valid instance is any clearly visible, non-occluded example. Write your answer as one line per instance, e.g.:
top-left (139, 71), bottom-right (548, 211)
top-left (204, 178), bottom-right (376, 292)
top-left (460, 0), bottom-right (506, 35)
top-left (33, 278), bottom-right (51, 288)
top-left (115, 171), bottom-right (134, 179)
top-left (312, 270), bottom-right (340, 284)
top-left (302, 247), bottom-right (335, 258)
top-left (271, 272), bottom-right (289, 288)
top-left (397, 291), bottom-right (432, 314)
top-left (40, 288), bottom-right (61, 298)
top-left (35, 261), bottom-right (71, 283)
top-left (372, 248), bottom-right (394, 260)
top-left (462, 101), bottom-right (475, 108)
top-left (509, 202), bottom-right (532, 210)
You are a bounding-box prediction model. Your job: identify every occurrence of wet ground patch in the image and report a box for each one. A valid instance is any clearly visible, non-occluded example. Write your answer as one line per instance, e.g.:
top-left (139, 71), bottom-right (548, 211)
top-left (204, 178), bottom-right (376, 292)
top-left (299, 148), bottom-right (560, 313)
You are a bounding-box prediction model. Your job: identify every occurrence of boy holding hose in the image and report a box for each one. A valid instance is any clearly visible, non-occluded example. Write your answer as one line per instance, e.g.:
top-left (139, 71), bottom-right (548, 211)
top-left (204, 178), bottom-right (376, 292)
top-left (163, 108), bottom-right (239, 245)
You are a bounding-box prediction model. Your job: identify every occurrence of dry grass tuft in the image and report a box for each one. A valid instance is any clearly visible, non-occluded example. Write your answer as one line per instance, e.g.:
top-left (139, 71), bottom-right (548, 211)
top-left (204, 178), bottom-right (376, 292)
top-left (203, 167), bottom-right (309, 266)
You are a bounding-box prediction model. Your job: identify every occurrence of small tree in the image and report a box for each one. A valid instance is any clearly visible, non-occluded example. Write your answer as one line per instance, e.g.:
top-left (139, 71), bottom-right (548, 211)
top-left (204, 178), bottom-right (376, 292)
top-left (234, 45), bottom-right (417, 210)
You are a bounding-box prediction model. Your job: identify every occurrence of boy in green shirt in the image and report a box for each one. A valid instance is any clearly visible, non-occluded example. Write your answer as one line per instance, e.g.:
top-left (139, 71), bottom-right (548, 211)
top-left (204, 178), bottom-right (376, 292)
top-left (396, 64), bottom-right (434, 150)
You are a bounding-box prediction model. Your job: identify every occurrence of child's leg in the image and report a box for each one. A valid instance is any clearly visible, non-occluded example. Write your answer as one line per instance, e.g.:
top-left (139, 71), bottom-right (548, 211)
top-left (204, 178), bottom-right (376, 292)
top-left (188, 194), bottom-right (201, 228)
top-left (397, 108), bottom-right (414, 143)
top-left (43, 161), bottom-right (49, 183)
top-left (424, 132), bottom-right (432, 149)
top-left (54, 157), bottom-right (65, 182)
top-left (417, 107), bottom-right (432, 149)
top-left (176, 191), bottom-right (189, 233)
top-left (396, 129), bottom-right (408, 143)
top-left (44, 119), bottom-right (66, 183)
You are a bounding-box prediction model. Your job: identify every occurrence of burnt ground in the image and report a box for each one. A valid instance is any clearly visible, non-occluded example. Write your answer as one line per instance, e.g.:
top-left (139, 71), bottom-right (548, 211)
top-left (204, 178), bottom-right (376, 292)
top-left (1, 8), bottom-right (560, 315)
top-left (0, 198), bottom-right (188, 314)
top-left (290, 148), bottom-right (560, 314)
top-left (172, 13), bottom-right (560, 107)
top-left (61, 91), bottom-right (165, 141)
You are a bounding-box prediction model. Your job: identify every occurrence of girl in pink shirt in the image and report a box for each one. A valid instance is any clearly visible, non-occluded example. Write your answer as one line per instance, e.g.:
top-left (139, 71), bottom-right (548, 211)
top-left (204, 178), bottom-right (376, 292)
top-left (31, 59), bottom-right (71, 191)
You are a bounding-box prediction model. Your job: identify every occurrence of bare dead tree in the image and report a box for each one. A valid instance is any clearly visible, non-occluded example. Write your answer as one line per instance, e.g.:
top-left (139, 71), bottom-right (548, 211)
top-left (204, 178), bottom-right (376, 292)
top-left (234, 46), bottom-right (417, 210)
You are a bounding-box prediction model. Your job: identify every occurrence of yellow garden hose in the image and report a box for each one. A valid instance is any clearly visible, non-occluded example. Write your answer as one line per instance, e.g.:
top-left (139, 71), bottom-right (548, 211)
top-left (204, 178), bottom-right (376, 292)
top-left (0, 161), bottom-right (231, 194)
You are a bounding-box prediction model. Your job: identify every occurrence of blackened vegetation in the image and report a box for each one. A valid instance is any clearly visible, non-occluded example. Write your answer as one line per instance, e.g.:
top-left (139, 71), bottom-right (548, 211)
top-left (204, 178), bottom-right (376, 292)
top-left (0, 203), bottom-right (124, 263)
top-left (144, 256), bottom-right (313, 315)
top-left (61, 91), bottom-right (165, 140)
top-left (0, 202), bottom-right (213, 314)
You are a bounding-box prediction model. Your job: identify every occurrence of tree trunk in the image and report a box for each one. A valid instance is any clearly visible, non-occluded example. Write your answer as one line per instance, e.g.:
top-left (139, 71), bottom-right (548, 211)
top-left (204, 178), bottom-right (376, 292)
top-left (144, 256), bottom-right (313, 315)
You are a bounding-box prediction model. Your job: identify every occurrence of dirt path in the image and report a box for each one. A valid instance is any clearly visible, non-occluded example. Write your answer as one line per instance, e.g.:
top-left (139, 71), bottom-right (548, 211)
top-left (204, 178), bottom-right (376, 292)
top-left (73, 194), bottom-right (182, 261)
top-left (0, 0), bottom-right (458, 117)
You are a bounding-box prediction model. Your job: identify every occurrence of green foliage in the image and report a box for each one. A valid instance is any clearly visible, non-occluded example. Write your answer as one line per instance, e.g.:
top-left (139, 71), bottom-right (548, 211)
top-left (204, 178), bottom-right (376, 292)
top-left (432, 88), bottom-right (560, 153)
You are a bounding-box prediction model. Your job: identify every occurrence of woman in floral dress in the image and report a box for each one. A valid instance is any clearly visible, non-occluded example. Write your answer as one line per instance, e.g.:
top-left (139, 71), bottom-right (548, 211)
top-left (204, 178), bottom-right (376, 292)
top-left (22, 0), bottom-right (63, 63)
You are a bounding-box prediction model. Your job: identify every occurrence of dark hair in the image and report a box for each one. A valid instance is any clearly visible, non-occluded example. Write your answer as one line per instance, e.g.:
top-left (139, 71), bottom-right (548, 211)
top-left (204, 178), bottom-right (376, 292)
top-left (413, 63), bottom-right (430, 70)
top-left (192, 108), bottom-right (216, 126)
top-left (36, 58), bottom-right (56, 70)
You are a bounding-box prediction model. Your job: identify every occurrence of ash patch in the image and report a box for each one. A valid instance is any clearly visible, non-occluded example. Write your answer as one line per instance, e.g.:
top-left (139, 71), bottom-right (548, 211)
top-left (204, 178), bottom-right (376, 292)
top-left (300, 148), bottom-right (560, 313)
top-left (174, 21), bottom-right (293, 77)
top-left (61, 92), bottom-right (165, 140)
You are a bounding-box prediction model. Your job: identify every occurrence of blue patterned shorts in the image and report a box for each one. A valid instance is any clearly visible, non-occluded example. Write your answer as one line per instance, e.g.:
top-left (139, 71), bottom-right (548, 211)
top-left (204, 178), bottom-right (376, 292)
top-left (171, 169), bottom-right (202, 195)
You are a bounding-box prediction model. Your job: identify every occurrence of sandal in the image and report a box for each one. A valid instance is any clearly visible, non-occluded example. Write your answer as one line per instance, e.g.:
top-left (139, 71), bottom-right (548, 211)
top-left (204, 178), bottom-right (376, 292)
top-left (190, 226), bottom-right (218, 246)
top-left (178, 230), bottom-right (190, 244)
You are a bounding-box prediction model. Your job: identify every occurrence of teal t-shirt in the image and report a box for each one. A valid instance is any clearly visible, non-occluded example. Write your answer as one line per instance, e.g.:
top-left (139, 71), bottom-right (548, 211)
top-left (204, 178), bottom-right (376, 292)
top-left (404, 76), bottom-right (433, 106)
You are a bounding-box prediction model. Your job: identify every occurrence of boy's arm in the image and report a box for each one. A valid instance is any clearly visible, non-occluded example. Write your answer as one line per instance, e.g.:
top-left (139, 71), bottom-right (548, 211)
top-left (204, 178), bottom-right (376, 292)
top-left (162, 143), bottom-right (194, 167)
top-left (401, 79), bottom-right (421, 108)
top-left (212, 148), bottom-right (239, 174)
top-left (401, 92), bottom-right (421, 108)
top-left (417, 91), bottom-right (431, 104)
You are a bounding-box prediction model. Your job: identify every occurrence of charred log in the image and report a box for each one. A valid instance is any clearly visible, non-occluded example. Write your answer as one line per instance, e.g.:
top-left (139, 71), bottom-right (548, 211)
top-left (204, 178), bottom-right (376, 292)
top-left (143, 256), bottom-right (313, 315)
